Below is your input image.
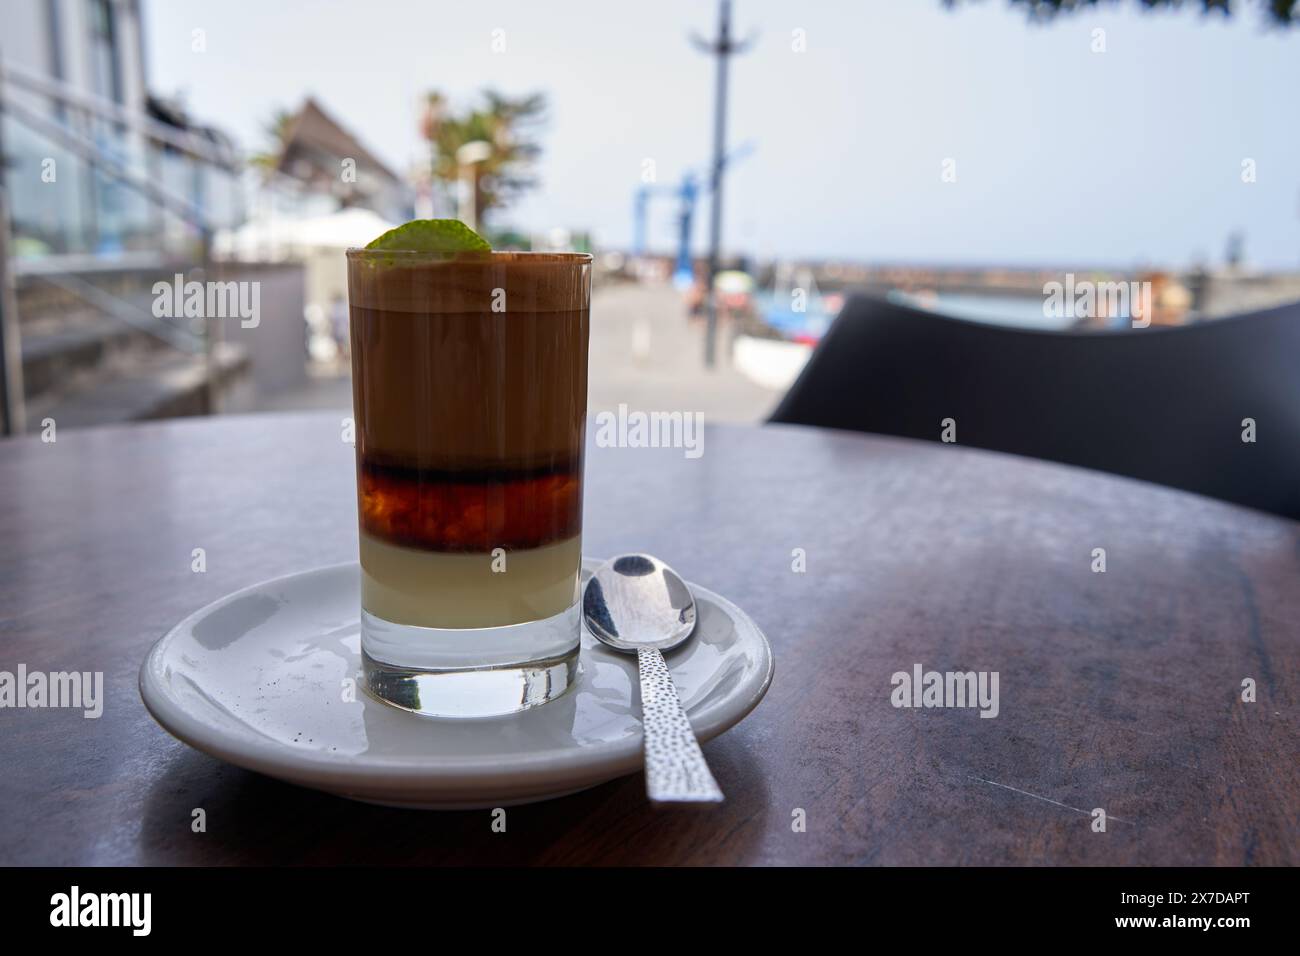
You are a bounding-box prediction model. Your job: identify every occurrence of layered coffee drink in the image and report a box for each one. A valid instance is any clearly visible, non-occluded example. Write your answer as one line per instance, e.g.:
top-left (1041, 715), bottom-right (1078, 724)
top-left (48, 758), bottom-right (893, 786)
top-left (346, 249), bottom-right (591, 717)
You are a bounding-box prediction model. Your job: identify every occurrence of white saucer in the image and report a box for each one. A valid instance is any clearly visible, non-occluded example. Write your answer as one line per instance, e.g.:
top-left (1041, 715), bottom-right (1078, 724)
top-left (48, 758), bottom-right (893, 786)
top-left (139, 559), bottom-right (774, 809)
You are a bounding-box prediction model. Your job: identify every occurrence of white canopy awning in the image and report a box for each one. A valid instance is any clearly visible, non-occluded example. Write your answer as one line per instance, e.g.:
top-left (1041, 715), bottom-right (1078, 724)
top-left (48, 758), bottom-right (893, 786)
top-left (215, 207), bottom-right (396, 260)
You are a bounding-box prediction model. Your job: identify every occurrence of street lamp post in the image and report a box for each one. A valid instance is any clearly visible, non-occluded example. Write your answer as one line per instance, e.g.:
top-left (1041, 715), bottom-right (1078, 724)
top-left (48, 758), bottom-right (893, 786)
top-left (692, 0), bottom-right (753, 368)
top-left (456, 140), bottom-right (493, 233)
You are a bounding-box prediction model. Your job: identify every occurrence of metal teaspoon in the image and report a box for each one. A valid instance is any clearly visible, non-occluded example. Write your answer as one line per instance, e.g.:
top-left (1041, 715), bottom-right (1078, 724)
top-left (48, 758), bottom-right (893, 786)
top-left (582, 554), bottom-right (723, 803)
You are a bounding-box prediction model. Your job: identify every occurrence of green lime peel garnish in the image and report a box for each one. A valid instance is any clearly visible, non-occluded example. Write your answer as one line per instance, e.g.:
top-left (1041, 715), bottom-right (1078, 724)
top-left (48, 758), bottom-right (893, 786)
top-left (365, 219), bottom-right (491, 255)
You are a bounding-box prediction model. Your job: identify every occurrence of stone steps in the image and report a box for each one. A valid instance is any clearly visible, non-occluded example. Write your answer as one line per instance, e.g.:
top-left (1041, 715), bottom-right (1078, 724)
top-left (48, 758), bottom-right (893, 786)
top-left (15, 269), bottom-right (254, 433)
top-left (24, 341), bottom-right (251, 431)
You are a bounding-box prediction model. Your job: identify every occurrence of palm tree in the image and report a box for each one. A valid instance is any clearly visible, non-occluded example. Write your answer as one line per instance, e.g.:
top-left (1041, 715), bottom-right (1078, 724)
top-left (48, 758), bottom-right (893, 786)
top-left (421, 90), bottom-right (548, 224)
top-left (249, 107), bottom-right (296, 172)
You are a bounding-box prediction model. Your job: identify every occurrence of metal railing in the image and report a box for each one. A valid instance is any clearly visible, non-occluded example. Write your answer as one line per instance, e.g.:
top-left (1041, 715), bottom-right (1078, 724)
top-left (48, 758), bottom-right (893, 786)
top-left (30, 269), bottom-right (206, 354)
top-left (1, 62), bottom-right (240, 171)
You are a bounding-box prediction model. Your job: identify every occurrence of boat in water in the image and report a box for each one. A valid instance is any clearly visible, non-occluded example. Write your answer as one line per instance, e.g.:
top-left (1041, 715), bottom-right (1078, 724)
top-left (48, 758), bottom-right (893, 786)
top-left (756, 264), bottom-right (843, 345)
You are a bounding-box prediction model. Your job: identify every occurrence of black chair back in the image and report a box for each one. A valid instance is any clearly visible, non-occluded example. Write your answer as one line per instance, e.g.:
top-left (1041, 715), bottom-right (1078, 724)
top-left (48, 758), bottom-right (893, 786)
top-left (769, 295), bottom-right (1300, 519)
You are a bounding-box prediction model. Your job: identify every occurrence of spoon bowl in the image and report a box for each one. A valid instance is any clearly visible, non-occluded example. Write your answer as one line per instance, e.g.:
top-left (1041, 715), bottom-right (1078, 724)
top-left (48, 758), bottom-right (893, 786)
top-left (582, 554), bottom-right (697, 653)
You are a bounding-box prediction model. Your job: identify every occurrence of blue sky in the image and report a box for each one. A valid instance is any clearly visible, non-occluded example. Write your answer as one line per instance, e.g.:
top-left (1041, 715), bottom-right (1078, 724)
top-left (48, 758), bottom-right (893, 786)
top-left (145, 0), bottom-right (1300, 268)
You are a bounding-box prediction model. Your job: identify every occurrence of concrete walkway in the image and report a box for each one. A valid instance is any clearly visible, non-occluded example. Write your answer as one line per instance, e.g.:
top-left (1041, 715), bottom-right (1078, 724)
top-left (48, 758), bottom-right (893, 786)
top-left (256, 281), bottom-right (782, 423)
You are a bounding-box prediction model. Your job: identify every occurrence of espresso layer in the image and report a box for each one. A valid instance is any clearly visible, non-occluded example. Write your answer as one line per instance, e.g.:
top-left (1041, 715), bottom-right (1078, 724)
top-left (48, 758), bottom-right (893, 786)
top-left (359, 459), bottom-right (582, 552)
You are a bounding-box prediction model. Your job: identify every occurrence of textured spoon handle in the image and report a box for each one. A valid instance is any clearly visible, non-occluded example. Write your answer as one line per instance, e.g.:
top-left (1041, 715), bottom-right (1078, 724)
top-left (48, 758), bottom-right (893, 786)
top-left (637, 647), bottom-right (724, 803)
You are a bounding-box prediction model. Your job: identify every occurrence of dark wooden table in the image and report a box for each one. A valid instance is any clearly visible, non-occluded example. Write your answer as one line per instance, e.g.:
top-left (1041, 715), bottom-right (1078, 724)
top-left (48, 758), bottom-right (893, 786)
top-left (1, 413), bottom-right (1295, 865)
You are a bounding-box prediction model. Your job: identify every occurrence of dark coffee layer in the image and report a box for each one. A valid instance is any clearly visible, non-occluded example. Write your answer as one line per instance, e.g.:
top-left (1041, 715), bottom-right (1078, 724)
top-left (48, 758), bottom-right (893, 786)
top-left (349, 306), bottom-right (588, 466)
top-left (358, 459), bottom-right (583, 552)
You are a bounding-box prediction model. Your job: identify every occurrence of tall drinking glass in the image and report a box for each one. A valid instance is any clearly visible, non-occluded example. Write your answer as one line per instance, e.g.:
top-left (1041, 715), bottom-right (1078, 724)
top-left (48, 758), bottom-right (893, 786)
top-left (346, 250), bottom-right (591, 718)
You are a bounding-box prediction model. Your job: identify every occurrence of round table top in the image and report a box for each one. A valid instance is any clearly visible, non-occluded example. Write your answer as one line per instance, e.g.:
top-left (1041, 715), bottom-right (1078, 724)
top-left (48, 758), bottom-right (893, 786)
top-left (0, 412), bottom-right (1295, 865)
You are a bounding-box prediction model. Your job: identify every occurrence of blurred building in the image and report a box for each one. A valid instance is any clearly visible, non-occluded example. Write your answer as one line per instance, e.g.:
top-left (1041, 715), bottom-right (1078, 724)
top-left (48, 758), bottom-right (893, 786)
top-left (0, 0), bottom-right (303, 435)
top-left (1, 0), bottom-right (242, 262)
top-left (264, 97), bottom-right (410, 225)
top-left (222, 97), bottom-right (413, 365)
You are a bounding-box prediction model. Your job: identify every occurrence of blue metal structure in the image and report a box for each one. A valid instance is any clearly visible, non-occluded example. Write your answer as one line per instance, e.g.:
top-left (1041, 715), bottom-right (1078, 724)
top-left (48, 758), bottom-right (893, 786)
top-left (631, 141), bottom-right (754, 289)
